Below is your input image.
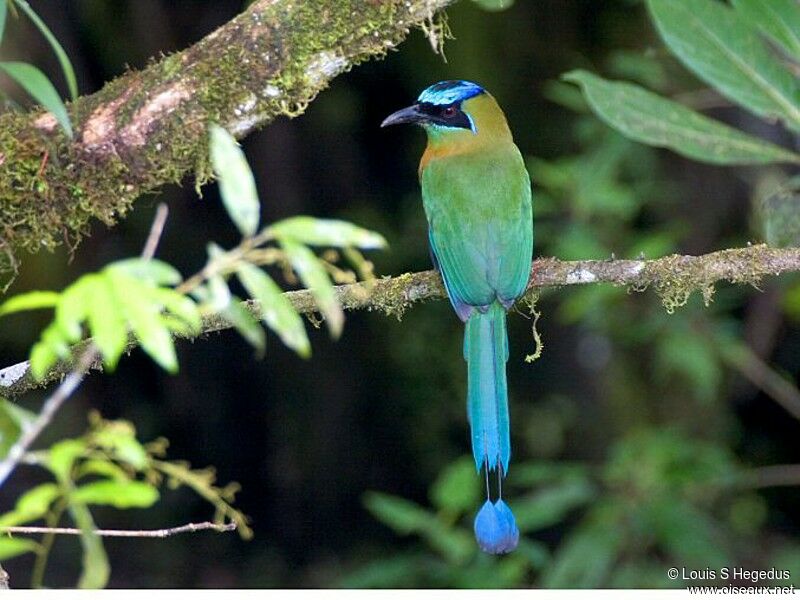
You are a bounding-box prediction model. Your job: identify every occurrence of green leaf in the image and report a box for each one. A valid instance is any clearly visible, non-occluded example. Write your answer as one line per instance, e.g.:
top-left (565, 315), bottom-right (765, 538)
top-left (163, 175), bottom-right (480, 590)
top-left (645, 499), bottom-right (729, 568)
top-left (783, 281), bottom-right (800, 322)
top-left (108, 258), bottom-right (182, 286)
top-left (69, 501), bottom-right (109, 589)
top-left (47, 438), bottom-right (86, 481)
top-left (30, 320), bottom-right (73, 381)
top-left (14, 482), bottom-right (60, 518)
top-left (655, 328), bottom-right (722, 403)
top-left (13, 0), bottom-right (78, 100)
top-left (364, 492), bottom-right (430, 535)
top-left (148, 287), bottom-right (201, 334)
top-left (29, 337), bottom-right (59, 381)
top-left (280, 238), bottom-right (343, 338)
top-left (87, 276), bottom-right (128, 370)
top-left (72, 480), bottom-right (159, 509)
top-left (0, 400), bottom-right (22, 458)
top-left (209, 124), bottom-right (260, 238)
top-left (40, 321), bottom-right (70, 359)
top-left (647, 0), bottom-right (800, 130)
top-left (236, 262), bottom-right (310, 357)
top-left (223, 297), bottom-right (266, 354)
top-left (113, 437), bottom-right (149, 470)
top-left (204, 243), bottom-right (233, 311)
top-left (0, 483), bottom-right (61, 526)
top-left (429, 456), bottom-right (480, 514)
top-left (159, 314), bottom-right (193, 337)
top-left (109, 272), bottom-right (178, 373)
top-left (564, 70), bottom-right (800, 165)
top-left (207, 276), bottom-right (231, 308)
top-left (543, 509), bottom-right (623, 588)
top-left (0, 537), bottom-right (38, 561)
top-left (55, 275), bottom-right (93, 342)
top-left (773, 545), bottom-right (800, 586)
top-left (23, 261), bottom-right (192, 378)
top-left (92, 421), bottom-right (149, 470)
top-left (728, 494), bottom-right (768, 535)
top-left (270, 217), bottom-right (388, 249)
top-left (338, 554), bottom-right (425, 588)
top-left (513, 479), bottom-right (595, 533)
top-left (470, 0), bottom-right (514, 11)
top-left (606, 50), bottom-right (668, 90)
top-left (0, 0), bottom-right (7, 45)
top-left (0, 61), bottom-right (72, 137)
top-left (363, 492), bottom-right (472, 564)
top-left (731, 0), bottom-right (800, 60)
top-left (0, 290), bottom-right (59, 316)
top-left (1, 400), bottom-right (36, 431)
top-left (76, 459), bottom-right (130, 482)
top-left (457, 552), bottom-right (530, 587)
top-left (422, 521), bottom-right (473, 565)
top-left (92, 420), bottom-right (148, 470)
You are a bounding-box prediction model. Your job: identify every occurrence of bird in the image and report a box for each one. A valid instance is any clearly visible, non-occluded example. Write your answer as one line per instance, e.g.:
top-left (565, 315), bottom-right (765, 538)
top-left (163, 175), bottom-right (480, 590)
top-left (382, 80), bottom-right (533, 554)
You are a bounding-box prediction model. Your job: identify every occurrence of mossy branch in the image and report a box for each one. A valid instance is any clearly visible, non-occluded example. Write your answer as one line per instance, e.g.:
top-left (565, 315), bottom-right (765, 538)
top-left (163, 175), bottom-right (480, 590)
top-left (0, 0), bottom-right (455, 281)
top-left (2, 244), bottom-right (798, 399)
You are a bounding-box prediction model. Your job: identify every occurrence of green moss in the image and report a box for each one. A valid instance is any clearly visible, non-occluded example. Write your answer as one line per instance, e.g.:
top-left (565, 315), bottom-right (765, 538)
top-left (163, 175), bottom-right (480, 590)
top-left (366, 273), bottom-right (416, 320)
top-left (0, 114), bottom-right (122, 284)
top-left (522, 291), bottom-right (543, 363)
top-left (350, 271), bottom-right (445, 320)
top-left (635, 248), bottom-right (766, 314)
top-left (0, 0), bottom-right (450, 285)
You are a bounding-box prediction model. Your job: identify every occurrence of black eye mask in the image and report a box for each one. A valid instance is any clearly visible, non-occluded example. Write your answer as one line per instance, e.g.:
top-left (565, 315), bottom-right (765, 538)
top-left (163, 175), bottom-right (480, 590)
top-left (417, 102), bottom-right (474, 131)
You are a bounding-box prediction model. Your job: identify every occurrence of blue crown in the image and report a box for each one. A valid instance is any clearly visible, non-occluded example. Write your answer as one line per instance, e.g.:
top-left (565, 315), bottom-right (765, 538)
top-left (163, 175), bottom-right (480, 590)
top-left (417, 80), bottom-right (485, 106)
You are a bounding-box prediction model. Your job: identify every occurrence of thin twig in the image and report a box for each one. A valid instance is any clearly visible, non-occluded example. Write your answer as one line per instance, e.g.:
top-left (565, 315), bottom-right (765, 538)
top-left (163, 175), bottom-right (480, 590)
top-left (141, 204), bottom-right (169, 261)
top-left (0, 207), bottom-right (172, 489)
top-left (0, 351), bottom-right (95, 488)
top-left (722, 342), bottom-right (800, 422)
top-left (0, 521), bottom-right (236, 538)
top-left (738, 464), bottom-right (800, 489)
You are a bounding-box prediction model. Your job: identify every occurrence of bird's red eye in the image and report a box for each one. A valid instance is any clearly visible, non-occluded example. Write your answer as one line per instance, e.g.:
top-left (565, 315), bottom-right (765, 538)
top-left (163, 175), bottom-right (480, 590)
top-left (443, 106), bottom-right (457, 117)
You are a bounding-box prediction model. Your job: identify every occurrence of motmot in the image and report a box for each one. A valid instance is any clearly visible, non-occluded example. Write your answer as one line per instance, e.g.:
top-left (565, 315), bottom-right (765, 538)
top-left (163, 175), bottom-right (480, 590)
top-left (382, 80), bottom-right (533, 554)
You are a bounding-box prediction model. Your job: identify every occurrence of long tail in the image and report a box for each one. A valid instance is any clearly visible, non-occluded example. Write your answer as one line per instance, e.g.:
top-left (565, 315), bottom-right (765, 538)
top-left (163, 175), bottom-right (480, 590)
top-left (464, 301), bottom-right (510, 475)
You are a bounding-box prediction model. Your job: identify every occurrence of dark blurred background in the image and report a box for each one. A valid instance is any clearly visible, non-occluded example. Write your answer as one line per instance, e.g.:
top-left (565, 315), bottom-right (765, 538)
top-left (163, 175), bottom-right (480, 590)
top-left (1, 0), bottom-right (799, 588)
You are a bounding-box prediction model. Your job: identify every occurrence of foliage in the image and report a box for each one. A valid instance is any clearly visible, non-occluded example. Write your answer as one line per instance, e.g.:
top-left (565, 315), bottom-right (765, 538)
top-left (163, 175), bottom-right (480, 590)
top-left (1, 0), bottom-right (800, 591)
top-left (565, 0), bottom-right (800, 166)
top-left (0, 0), bottom-right (75, 136)
top-left (559, 0), bottom-right (800, 284)
top-left (355, 0), bottom-right (800, 589)
top-left (0, 124), bottom-right (387, 379)
top-left (563, 70), bottom-right (800, 166)
top-left (0, 259), bottom-right (200, 377)
top-left (351, 430), bottom-right (800, 588)
top-left (0, 412), bottom-right (250, 588)
top-left (559, 0), bottom-right (800, 256)
top-left (0, 121), bottom-right (386, 587)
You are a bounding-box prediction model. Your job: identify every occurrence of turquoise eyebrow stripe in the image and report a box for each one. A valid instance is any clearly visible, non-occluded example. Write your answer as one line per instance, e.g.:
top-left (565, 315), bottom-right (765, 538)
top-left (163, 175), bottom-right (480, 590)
top-left (417, 80), bottom-right (484, 106)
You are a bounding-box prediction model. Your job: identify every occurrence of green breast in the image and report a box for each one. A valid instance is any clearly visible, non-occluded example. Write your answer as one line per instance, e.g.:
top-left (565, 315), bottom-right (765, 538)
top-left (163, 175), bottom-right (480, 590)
top-left (421, 143), bottom-right (533, 313)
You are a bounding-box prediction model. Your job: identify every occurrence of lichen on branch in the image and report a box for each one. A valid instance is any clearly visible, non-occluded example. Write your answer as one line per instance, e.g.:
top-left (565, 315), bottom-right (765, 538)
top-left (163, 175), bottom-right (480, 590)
top-left (2, 244), bottom-right (799, 399)
top-left (0, 0), bottom-right (455, 285)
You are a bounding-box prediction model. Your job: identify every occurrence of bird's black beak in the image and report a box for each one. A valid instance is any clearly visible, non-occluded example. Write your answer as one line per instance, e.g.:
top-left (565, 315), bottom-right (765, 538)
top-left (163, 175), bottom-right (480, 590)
top-left (381, 104), bottom-right (425, 128)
